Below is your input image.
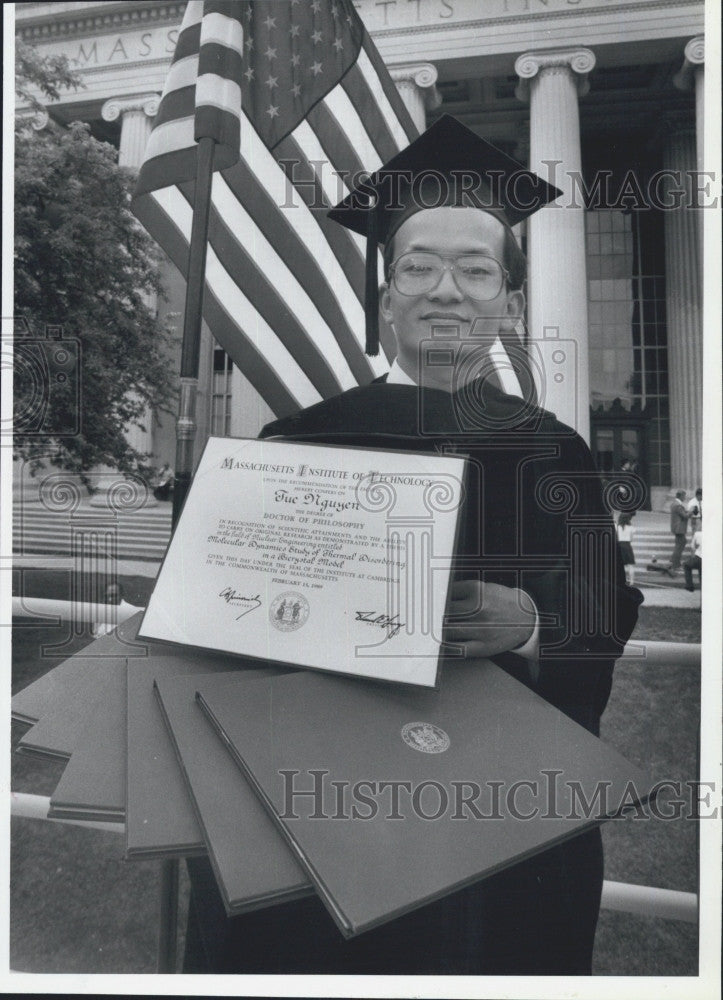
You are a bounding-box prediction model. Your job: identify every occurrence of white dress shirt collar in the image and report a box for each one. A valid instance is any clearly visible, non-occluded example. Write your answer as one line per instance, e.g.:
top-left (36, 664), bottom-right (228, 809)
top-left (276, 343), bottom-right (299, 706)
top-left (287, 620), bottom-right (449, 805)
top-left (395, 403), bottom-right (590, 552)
top-left (386, 359), bottom-right (418, 386)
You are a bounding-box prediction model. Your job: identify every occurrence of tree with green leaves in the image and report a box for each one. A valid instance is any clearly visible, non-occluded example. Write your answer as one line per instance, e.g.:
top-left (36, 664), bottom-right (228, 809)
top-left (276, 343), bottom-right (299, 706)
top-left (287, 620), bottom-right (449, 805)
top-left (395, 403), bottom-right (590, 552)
top-left (14, 38), bottom-right (176, 484)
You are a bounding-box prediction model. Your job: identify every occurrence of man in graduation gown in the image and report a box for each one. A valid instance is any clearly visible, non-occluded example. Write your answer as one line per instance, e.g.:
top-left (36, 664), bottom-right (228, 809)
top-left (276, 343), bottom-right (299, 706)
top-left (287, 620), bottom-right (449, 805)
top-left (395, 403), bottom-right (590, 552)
top-left (184, 116), bottom-right (643, 976)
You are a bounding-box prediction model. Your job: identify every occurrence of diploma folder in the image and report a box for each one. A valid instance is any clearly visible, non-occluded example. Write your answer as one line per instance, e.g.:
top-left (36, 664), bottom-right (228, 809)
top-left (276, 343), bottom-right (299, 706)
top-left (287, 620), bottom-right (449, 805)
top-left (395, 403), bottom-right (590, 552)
top-left (154, 670), bottom-right (310, 912)
top-left (125, 647), bottom-right (290, 858)
top-left (197, 662), bottom-right (655, 939)
top-left (12, 611), bottom-right (145, 735)
top-left (139, 437), bottom-right (467, 689)
top-left (48, 660), bottom-right (127, 823)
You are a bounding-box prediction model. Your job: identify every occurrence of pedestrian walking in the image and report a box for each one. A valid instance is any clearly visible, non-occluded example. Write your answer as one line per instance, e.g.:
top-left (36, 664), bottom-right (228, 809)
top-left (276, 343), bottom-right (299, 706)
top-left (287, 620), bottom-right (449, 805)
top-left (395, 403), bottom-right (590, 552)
top-left (616, 513), bottom-right (636, 586)
top-left (683, 529), bottom-right (702, 591)
top-left (687, 488), bottom-right (702, 536)
top-left (669, 490), bottom-right (689, 572)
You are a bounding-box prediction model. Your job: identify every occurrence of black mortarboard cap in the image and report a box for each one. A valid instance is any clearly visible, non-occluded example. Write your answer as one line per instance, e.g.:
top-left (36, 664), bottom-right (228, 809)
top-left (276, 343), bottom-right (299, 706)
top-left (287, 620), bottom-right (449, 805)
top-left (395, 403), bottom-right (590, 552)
top-left (328, 114), bottom-right (563, 356)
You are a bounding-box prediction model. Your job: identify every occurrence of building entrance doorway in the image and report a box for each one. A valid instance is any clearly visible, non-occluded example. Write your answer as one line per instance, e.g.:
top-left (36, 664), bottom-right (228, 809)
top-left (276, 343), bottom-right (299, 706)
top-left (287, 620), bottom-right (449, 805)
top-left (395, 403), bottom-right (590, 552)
top-left (590, 414), bottom-right (650, 509)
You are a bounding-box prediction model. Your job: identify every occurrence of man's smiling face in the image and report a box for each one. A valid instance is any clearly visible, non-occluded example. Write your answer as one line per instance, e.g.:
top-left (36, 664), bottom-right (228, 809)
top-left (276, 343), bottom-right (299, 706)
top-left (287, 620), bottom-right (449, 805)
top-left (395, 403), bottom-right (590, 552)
top-left (380, 206), bottom-right (525, 391)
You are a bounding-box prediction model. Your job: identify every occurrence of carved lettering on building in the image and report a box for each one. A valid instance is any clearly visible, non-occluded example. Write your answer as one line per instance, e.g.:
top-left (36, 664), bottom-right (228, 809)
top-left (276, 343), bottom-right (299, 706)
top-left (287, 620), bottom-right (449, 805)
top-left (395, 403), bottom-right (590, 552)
top-left (66, 27), bottom-right (180, 66)
top-left (354, 0), bottom-right (626, 30)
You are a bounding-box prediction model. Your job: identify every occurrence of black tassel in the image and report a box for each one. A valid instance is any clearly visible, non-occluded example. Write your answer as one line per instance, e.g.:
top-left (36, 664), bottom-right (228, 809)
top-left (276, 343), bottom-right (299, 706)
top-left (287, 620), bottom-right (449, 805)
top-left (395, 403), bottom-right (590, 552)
top-left (364, 192), bottom-right (379, 357)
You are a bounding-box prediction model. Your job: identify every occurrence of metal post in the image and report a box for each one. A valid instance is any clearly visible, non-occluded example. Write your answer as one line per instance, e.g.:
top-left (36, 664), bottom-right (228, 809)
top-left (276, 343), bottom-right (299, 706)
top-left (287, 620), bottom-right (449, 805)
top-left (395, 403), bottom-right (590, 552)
top-left (157, 858), bottom-right (180, 973)
top-left (163, 134), bottom-right (217, 969)
top-left (172, 135), bottom-right (216, 525)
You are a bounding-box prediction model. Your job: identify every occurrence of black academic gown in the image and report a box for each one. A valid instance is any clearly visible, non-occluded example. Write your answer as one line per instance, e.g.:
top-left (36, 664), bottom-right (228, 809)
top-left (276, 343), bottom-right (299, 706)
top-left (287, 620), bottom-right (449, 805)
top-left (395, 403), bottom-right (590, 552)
top-left (185, 378), bottom-right (643, 976)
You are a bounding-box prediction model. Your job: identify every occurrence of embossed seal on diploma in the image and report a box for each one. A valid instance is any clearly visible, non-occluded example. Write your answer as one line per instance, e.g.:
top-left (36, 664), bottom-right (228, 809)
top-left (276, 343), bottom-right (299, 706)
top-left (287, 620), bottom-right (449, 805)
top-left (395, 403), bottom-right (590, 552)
top-left (401, 722), bottom-right (450, 754)
top-left (270, 591), bottom-right (310, 632)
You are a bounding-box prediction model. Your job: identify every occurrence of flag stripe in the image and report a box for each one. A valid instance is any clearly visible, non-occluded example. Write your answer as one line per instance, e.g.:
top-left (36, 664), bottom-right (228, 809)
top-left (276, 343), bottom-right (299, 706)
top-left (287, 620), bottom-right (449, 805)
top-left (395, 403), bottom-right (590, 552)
top-left (195, 72), bottom-right (242, 115)
top-left (198, 10), bottom-right (244, 52)
top-left (132, 0), bottom-right (417, 418)
top-left (202, 187), bottom-right (355, 396)
top-left (194, 105), bottom-right (240, 165)
top-left (308, 93), bottom-right (379, 180)
top-left (202, 287), bottom-right (306, 415)
top-left (143, 173), bottom-right (369, 403)
top-left (204, 244), bottom-right (323, 407)
top-left (196, 44), bottom-right (244, 91)
top-left (224, 131), bottom-right (388, 376)
top-left (272, 131), bottom-right (364, 302)
top-left (288, 118), bottom-right (358, 217)
top-left (172, 12), bottom-right (203, 64)
top-left (341, 63), bottom-right (405, 166)
top-left (359, 34), bottom-right (417, 144)
top-left (288, 109), bottom-right (399, 359)
top-left (142, 116), bottom-right (195, 166)
top-left (271, 131), bottom-right (396, 363)
top-left (280, 117), bottom-right (371, 278)
top-left (153, 84), bottom-right (195, 129)
top-left (168, 186), bottom-right (325, 408)
top-left (140, 187), bottom-right (311, 414)
top-left (134, 145), bottom-right (196, 197)
top-left (202, 0), bottom-right (242, 17)
top-left (220, 160), bottom-right (379, 385)
top-left (163, 54), bottom-right (200, 97)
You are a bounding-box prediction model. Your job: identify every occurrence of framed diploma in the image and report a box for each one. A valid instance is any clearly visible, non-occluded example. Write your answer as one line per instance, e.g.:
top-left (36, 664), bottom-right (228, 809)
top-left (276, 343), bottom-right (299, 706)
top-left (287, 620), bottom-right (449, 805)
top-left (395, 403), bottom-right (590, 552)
top-left (139, 437), bottom-right (467, 687)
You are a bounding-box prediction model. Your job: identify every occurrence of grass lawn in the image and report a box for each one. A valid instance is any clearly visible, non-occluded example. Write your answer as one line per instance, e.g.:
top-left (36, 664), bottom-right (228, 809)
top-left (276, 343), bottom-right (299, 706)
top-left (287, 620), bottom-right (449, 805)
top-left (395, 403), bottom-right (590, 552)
top-left (593, 606), bottom-right (700, 975)
top-left (10, 591), bottom-right (702, 976)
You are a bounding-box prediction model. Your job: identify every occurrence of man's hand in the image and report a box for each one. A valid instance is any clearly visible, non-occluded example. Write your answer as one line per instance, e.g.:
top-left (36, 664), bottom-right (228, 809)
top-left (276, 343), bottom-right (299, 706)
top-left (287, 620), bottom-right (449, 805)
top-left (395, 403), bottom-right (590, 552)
top-left (445, 580), bottom-right (536, 659)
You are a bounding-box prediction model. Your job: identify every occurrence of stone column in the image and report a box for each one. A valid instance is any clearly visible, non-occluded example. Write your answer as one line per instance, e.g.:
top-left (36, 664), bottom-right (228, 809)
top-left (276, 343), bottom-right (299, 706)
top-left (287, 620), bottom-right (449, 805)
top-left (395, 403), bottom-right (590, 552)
top-left (388, 63), bottom-right (441, 132)
top-left (101, 95), bottom-right (160, 458)
top-left (515, 48), bottom-right (595, 441)
top-left (673, 37), bottom-right (704, 174)
top-left (15, 107), bottom-right (50, 132)
top-left (673, 35), bottom-right (705, 280)
top-left (663, 127), bottom-right (702, 493)
top-left (102, 93), bottom-right (160, 169)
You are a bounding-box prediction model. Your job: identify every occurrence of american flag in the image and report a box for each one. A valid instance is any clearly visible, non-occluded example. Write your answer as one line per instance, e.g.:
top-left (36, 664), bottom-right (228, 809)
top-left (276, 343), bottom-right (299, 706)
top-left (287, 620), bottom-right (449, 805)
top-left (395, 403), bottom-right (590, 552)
top-left (132, 0), bottom-right (418, 417)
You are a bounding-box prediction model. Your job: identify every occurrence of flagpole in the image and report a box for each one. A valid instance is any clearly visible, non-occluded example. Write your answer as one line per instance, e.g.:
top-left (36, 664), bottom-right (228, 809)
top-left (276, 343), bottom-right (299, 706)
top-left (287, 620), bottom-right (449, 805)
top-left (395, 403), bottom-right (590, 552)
top-left (172, 134), bottom-right (216, 528)
top-left (159, 133), bottom-right (216, 975)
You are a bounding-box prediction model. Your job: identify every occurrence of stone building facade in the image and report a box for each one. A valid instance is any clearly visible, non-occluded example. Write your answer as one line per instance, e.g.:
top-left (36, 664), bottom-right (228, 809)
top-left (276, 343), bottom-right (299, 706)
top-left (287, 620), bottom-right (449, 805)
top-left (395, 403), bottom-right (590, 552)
top-left (16, 0), bottom-right (708, 508)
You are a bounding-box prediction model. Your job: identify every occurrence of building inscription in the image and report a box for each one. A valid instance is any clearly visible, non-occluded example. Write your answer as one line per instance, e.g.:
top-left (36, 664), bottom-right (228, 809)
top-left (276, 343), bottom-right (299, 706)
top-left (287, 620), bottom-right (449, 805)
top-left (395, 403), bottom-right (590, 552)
top-left (27, 0), bottom-right (658, 67)
top-left (36, 26), bottom-right (181, 69)
top-left (355, 0), bottom-right (644, 29)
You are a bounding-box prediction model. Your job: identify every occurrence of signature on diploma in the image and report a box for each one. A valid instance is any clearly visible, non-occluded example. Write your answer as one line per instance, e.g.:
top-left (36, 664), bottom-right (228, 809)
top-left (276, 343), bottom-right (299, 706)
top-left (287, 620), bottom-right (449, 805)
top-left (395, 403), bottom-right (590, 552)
top-left (354, 611), bottom-right (405, 638)
top-left (219, 587), bottom-right (262, 620)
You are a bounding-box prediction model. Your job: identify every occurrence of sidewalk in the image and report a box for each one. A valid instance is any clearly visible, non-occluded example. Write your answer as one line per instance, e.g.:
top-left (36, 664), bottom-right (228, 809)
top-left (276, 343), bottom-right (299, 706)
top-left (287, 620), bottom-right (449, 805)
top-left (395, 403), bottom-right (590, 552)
top-left (12, 552), bottom-right (161, 582)
top-left (637, 586), bottom-right (701, 609)
top-left (618, 510), bottom-right (701, 600)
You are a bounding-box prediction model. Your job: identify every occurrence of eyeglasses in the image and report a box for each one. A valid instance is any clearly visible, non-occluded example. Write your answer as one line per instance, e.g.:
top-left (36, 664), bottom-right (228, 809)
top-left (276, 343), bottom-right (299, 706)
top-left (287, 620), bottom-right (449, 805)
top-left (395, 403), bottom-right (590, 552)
top-left (389, 251), bottom-right (509, 300)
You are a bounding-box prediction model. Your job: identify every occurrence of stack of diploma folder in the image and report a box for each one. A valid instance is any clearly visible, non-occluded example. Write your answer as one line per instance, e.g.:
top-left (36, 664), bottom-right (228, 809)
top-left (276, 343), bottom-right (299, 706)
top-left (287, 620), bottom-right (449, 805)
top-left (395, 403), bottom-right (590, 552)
top-left (13, 438), bottom-right (654, 937)
top-left (13, 611), bottom-right (656, 938)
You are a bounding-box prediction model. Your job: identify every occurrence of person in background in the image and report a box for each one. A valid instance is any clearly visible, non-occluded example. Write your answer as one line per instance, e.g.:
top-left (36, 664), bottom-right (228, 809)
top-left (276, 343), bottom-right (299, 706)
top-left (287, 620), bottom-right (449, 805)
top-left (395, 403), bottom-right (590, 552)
top-left (616, 512), bottom-right (636, 586)
top-left (104, 581), bottom-right (124, 605)
top-left (687, 487), bottom-right (702, 536)
top-left (683, 527), bottom-right (702, 592)
top-left (154, 462), bottom-right (175, 502)
top-left (91, 581), bottom-right (125, 637)
top-left (669, 490), bottom-right (689, 573)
